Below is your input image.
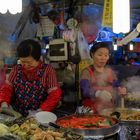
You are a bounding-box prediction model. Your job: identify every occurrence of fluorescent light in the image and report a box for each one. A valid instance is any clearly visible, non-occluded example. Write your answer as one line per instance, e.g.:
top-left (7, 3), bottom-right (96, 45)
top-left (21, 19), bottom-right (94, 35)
top-left (113, 0), bottom-right (130, 33)
top-left (9, 0), bottom-right (22, 14)
top-left (0, 0), bottom-right (8, 14)
top-left (0, 0), bottom-right (22, 14)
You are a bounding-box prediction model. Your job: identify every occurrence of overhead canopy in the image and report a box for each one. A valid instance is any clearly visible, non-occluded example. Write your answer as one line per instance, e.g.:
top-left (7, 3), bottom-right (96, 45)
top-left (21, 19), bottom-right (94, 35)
top-left (32, 0), bottom-right (140, 29)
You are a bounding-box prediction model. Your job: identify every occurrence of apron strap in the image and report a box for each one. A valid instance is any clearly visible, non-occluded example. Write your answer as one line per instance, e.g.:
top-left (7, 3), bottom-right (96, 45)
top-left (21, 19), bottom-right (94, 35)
top-left (86, 65), bottom-right (96, 84)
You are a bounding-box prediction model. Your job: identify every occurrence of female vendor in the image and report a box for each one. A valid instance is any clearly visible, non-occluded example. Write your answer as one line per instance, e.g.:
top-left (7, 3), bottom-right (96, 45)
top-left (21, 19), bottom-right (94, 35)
top-left (80, 42), bottom-right (126, 113)
top-left (0, 39), bottom-right (62, 116)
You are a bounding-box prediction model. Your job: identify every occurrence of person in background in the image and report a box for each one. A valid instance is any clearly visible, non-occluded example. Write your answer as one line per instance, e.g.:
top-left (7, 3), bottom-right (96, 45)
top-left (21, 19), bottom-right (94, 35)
top-left (0, 39), bottom-right (62, 116)
top-left (80, 42), bottom-right (126, 113)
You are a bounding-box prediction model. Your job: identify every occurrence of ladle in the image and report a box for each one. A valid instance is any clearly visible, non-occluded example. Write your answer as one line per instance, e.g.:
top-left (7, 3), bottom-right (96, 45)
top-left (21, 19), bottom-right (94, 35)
top-left (121, 95), bottom-right (125, 109)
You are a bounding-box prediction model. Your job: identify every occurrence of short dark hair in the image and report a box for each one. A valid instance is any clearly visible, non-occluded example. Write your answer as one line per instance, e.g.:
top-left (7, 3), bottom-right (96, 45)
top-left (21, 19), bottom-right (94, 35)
top-left (90, 42), bottom-right (110, 58)
top-left (17, 39), bottom-right (41, 61)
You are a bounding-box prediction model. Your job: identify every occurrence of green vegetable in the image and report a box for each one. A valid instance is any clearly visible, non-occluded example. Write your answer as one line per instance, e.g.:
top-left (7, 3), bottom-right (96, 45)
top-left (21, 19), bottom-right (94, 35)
top-left (82, 123), bottom-right (98, 127)
top-left (98, 119), bottom-right (112, 126)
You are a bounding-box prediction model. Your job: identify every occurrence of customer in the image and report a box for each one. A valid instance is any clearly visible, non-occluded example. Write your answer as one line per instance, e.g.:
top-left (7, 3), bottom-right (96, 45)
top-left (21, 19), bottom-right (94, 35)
top-left (0, 39), bottom-right (62, 116)
top-left (80, 42), bottom-right (126, 113)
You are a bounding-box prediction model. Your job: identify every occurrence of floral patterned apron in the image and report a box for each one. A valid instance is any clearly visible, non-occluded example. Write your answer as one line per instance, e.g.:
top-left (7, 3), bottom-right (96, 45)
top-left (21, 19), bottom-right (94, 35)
top-left (11, 64), bottom-right (47, 116)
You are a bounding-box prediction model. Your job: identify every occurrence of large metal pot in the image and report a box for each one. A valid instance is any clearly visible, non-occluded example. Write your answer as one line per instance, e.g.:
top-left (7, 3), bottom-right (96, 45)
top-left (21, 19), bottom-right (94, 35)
top-left (100, 108), bottom-right (140, 140)
top-left (56, 114), bottom-right (120, 139)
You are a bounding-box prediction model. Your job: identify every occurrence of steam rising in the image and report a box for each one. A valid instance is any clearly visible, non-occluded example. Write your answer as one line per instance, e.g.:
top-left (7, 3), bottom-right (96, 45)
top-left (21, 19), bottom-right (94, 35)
top-left (122, 76), bottom-right (140, 92)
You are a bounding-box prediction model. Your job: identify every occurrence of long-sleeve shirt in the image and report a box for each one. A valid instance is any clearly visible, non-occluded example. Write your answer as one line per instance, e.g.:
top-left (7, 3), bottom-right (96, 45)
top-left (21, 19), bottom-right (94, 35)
top-left (0, 61), bottom-right (62, 116)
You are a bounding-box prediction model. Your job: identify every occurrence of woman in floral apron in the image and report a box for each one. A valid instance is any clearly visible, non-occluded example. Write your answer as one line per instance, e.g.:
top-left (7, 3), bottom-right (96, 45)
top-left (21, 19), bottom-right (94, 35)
top-left (0, 39), bottom-right (62, 116)
top-left (80, 42), bottom-right (126, 113)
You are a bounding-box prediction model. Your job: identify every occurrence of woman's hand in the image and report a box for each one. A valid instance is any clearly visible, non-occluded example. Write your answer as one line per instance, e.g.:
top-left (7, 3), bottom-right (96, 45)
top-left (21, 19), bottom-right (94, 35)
top-left (1, 102), bottom-right (8, 108)
top-left (118, 87), bottom-right (126, 96)
top-left (0, 102), bottom-right (21, 118)
top-left (95, 90), bottom-right (112, 102)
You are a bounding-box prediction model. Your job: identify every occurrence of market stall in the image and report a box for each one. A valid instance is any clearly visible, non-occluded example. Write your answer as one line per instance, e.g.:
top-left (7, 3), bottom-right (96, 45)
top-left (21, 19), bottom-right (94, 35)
top-left (0, 0), bottom-right (140, 140)
top-left (0, 107), bottom-right (140, 140)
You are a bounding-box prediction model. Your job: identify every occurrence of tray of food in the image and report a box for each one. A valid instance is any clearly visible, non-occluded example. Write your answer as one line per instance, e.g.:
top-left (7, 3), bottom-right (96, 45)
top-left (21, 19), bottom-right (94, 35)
top-left (3, 116), bottom-right (83, 140)
top-left (124, 92), bottom-right (140, 108)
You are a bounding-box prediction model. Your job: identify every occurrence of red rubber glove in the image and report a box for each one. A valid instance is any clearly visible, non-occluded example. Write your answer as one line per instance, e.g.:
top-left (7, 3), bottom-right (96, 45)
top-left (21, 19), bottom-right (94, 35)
top-left (0, 82), bottom-right (13, 105)
top-left (40, 88), bottom-right (62, 111)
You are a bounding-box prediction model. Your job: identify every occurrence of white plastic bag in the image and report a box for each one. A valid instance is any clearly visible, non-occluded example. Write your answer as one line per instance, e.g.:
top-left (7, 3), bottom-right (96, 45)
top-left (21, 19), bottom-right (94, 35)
top-left (77, 29), bottom-right (91, 60)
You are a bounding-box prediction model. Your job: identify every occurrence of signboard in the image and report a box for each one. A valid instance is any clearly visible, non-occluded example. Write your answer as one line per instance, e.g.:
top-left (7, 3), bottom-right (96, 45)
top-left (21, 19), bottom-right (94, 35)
top-left (102, 0), bottom-right (112, 28)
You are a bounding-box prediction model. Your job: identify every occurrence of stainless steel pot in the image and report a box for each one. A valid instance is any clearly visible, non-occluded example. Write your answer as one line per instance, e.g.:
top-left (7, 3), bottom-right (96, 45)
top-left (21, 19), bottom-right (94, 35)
top-left (100, 108), bottom-right (140, 140)
top-left (56, 114), bottom-right (120, 138)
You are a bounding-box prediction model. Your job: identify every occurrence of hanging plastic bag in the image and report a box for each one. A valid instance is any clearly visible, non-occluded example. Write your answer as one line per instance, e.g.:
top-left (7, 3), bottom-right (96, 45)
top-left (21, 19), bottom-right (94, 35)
top-left (77, 29), bottom-right (91, 61)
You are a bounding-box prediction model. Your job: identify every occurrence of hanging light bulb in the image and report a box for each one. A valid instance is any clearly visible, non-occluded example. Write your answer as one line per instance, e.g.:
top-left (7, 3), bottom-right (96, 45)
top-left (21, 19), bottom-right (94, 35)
top-left (113, 0), bottom-right (130, 33)
top-left (113, 43), bottom-right (117, 51)
top-left (129, 42), bottom-right (134, 51)
top-left (0, 0), bottom-right (22, 14)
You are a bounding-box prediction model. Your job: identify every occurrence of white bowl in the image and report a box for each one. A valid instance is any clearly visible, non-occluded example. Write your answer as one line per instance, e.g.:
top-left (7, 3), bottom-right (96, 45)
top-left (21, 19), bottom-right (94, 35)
top-left (35, 111), bottom-right (57, 124)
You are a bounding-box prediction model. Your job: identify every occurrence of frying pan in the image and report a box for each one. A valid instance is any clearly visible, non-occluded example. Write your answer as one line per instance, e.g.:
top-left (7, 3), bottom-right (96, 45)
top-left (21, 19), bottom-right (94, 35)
top-left (100, 108), bottom-right (140, 123)
top-left (56, 114), bottom-right (120, 138)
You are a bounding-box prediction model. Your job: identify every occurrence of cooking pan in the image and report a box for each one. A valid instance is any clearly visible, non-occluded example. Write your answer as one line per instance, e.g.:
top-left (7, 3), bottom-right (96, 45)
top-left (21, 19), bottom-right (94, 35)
top-left (100, 108), bottom-right (140, 123)
top-left (56, 114), bottom-right (120, 138)
top-left (100, 108), bottom-right (140, 126)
